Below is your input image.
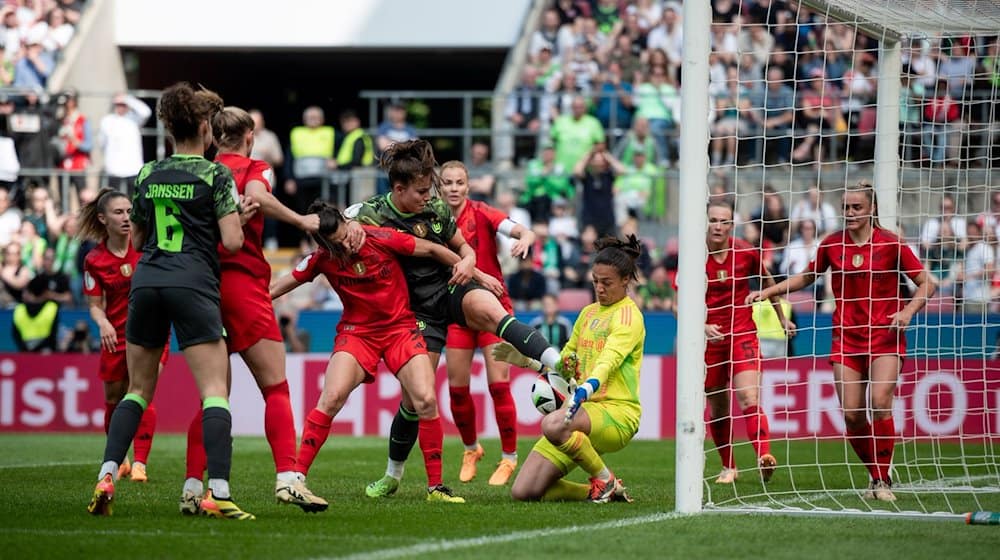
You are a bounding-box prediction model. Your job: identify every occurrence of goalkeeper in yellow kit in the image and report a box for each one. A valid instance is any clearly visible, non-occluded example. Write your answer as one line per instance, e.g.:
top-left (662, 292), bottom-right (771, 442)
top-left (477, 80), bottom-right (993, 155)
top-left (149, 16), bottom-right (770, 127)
top-left (495, 235), bottom-right (644, 503)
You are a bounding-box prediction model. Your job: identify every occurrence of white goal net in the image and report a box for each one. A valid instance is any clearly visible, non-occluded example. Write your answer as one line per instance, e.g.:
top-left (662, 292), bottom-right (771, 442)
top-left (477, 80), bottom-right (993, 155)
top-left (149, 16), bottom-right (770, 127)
top-left (676, 0), bottom-right (1000, 518)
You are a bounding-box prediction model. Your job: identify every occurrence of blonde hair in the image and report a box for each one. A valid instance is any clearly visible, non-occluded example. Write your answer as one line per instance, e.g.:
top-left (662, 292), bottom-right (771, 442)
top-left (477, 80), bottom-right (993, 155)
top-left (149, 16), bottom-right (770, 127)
top-left (212, 106), bottom-right (254, 151)
top-left (845, 179), bottom-right (881, 229)
top-left (439, 160), bottom-right (468, 178)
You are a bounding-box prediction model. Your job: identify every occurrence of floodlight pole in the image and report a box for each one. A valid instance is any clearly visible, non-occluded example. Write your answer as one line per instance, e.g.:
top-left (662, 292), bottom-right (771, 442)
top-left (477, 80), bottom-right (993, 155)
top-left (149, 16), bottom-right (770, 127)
top-left (675, 0), bottom-right (711, 514)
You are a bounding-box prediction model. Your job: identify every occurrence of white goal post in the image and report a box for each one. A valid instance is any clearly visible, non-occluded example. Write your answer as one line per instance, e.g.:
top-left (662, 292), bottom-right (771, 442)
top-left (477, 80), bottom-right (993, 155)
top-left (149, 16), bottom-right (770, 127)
top-left (676, 0), bottom-right (1000, 518)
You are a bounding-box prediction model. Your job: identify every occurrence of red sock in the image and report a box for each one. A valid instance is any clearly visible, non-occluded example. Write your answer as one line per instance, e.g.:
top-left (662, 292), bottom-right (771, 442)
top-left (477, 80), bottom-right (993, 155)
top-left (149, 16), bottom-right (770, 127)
top-left (742, 405), bottom-right (771, 457)
top-left (709, 415), bottom-right (735, 469)
top-left (847, 423), bottom-right (877, 480)
top-left (873, 417), bottom-right (895, 482)
top-left (104, 401), bottom-right (116, 434)
top-left (489, 382), bottom-right (518, 455)
top-left (418, 416), bottom-right (444, 488)
top-left (262, 380), bottom-right (297, 473)
top-left (185, 409), bottom-right (206, 480)
top-left (296, 408), bottom-right (332, 477)
top-left (133, 403), bottom-right (157, 465)
top-left (449, 385), bottom-right (478, 446)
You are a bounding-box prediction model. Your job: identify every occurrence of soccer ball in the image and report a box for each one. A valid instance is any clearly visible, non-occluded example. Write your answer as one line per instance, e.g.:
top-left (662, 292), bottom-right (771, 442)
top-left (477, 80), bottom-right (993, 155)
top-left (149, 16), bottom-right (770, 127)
top-left (530, 372), bottom-right (570, 415)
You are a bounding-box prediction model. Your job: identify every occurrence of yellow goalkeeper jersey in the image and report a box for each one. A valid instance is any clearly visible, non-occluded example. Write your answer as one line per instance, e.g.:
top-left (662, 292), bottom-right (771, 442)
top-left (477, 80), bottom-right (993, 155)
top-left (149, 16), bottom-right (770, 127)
top-left (563, 295), bottom-right (645, 410)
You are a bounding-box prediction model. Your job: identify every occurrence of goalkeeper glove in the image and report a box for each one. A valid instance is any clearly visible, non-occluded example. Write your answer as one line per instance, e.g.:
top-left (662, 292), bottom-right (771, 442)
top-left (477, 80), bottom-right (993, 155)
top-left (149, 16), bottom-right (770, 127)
top-left (491, 342), bottom-right (543, 371)
top-left (564, 378), bottom-right (599, 425)
top-left (556, 352), bottom-right (581, 383)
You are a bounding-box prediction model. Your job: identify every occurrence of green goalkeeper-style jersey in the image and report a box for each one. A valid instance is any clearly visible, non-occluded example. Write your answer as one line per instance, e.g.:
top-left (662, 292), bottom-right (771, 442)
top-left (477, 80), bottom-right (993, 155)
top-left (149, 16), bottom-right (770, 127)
top-left (563, 295), bottom-right (644, 424)
top-left (130, 154), bottom-right (239, 295)
top-left (348, 193), bottom-right (457, 321)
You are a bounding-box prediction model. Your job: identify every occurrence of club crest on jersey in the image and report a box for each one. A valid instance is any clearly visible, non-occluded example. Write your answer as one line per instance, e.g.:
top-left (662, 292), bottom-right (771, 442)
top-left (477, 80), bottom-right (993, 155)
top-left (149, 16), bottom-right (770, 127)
top-left (353, 261), bottom-right (366, 275)
top-left (413, 223), bottom-right (429, 238)
top-left (717, 270), bottom-right (726, 281)
top-left (120, 264), bottom-right (133, 277)
top-left (84, 271), bottom-right (95, 291)
top-left (852, 254), bottom-right (863, 268)
top-left (431, 221), bottom-right (443, 234)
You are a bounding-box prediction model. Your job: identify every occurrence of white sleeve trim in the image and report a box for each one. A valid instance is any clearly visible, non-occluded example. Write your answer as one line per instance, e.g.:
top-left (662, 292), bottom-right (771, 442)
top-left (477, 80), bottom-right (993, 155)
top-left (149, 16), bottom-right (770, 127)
top-left (497, 218), bottom-right (518, 237)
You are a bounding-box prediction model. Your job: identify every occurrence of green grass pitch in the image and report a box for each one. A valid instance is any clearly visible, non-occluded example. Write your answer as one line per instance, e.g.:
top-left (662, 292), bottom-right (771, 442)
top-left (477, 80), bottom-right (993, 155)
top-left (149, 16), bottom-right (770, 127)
top-left (0, 434), bottom-right (997, 559)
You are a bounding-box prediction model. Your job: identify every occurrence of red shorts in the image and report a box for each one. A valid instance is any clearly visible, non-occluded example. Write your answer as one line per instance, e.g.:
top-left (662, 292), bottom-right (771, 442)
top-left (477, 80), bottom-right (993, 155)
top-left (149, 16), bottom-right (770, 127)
top-left (446, 293), bottom-right (511, 349)
top-left (98, 345), bottom-right (170, 382)
top-left (446, 324), bottom-right (502, 350)
top-left (704, 332), bottom-right (760, 390)
top-left (220, 270), bottom-right (282, 354)
top-left (830, 329), bottom-right (905, 374)
top-left (334, 324), bottom-right (427, 383)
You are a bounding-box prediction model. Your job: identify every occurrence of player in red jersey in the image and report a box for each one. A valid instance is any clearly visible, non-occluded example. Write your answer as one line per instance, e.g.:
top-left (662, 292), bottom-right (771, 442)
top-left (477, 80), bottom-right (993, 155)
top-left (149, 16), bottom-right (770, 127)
top-left (696, 200), bottom-right (793, 484)
top-left (749, 180), bottom-right (936, 501)
top-left (270, 201), bottom-right (466, 503)
top-left (178, 106), bottom-right (328, 513)
top-left (438, 160), bottom-right (535, 486)
top-left (80, 188), bottom-right (167, 483)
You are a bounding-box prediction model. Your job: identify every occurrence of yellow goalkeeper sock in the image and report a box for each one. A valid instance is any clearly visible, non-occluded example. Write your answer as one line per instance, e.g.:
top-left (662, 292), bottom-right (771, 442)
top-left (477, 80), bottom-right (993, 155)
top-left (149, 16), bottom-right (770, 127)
top-left (556, 431), bottom-right (607, 479)
top-left (542, 478), bottom-right (590, 501)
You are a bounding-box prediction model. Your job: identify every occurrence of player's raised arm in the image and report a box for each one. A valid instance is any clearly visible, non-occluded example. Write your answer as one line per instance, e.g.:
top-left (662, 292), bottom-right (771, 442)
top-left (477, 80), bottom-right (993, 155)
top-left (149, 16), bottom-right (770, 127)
top-left (246, 178), bottom-right (319, 234)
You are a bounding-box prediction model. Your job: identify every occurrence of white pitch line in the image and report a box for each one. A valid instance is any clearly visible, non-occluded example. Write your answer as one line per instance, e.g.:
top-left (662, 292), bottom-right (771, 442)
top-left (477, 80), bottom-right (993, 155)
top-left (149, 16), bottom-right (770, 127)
top-left (322, 512), bottom-right (689, 560)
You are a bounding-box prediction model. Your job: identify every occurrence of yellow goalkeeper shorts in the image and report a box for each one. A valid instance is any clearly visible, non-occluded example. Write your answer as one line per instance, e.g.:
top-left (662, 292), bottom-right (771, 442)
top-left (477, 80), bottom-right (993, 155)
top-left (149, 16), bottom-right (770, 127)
top-left (532, 401), bottom-right (640, 475)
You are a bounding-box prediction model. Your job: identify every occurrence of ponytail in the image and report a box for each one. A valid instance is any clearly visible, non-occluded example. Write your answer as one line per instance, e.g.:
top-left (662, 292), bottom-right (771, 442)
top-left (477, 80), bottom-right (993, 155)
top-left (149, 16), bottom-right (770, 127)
top-left (594, 234), bottom-right (643, 281)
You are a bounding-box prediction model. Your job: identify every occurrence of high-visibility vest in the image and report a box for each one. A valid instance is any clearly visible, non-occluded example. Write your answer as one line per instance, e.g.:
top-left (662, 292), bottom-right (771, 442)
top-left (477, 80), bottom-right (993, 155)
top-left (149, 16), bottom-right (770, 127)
top-left (13, 301), bottom-right (58, 349)
top-left (289, 126), bottom-right (335, 158)
top-left (336, 128), bottom-right (374, 167)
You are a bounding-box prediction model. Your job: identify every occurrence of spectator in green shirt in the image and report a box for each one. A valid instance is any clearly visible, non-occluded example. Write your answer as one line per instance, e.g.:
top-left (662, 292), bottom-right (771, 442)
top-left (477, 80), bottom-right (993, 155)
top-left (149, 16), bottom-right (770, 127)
top-left (520, 145), bottom-right (573, 223)
top-left (613, 150), bottom-right (659, 226)
top-left (550, 95), bottom-right (605, 172)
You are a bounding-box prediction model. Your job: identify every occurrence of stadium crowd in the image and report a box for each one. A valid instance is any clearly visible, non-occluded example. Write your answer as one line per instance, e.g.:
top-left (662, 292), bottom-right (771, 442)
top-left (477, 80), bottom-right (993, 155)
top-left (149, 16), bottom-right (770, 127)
top-left (4, 0), bottom-right (1000, 356)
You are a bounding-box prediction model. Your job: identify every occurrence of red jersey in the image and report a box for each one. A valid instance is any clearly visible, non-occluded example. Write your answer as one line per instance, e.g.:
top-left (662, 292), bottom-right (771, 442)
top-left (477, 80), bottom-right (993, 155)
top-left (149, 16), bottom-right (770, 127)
top-left (215, 152), bottom-right (273, 278)
top-left (455, 199), bottom-right (513, 309)
top-left (705, 237), bottom-right (763, 338)
top-left (810, 228), bottom-right (925, 347)
top-left (292, 226), bottom-right (417, 331)
top-left (83, 242), bottom-right (141, 352)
